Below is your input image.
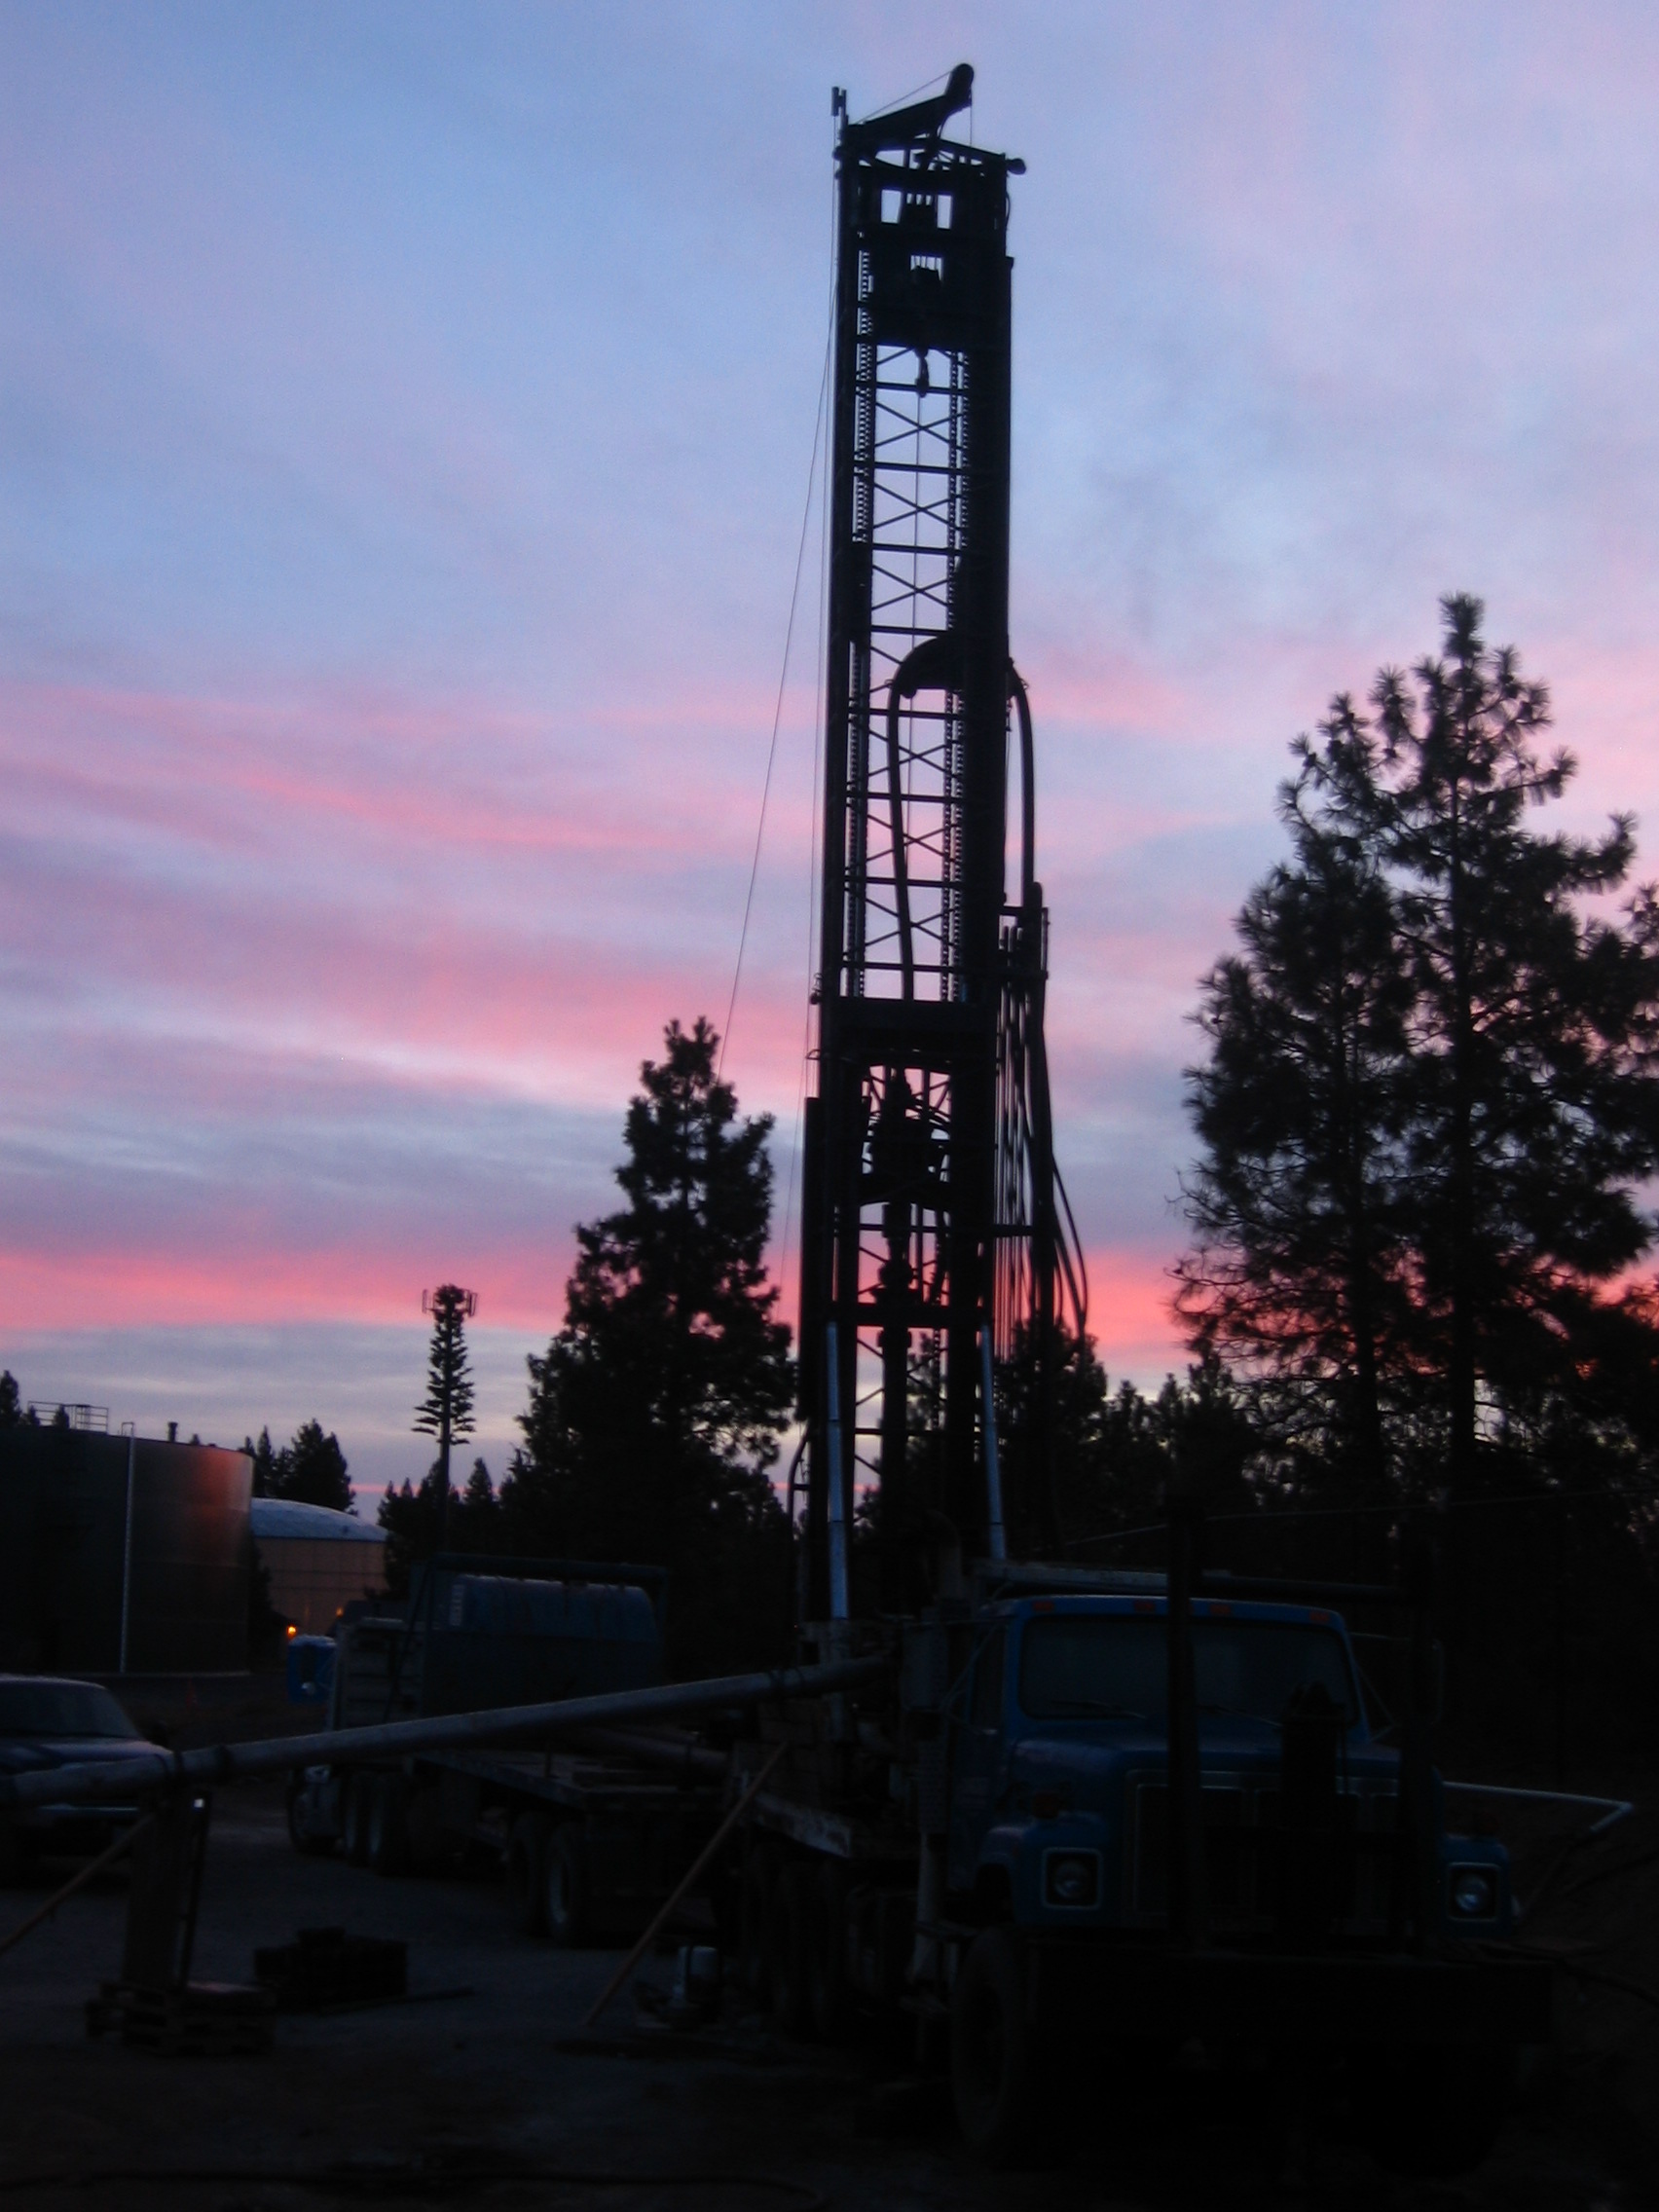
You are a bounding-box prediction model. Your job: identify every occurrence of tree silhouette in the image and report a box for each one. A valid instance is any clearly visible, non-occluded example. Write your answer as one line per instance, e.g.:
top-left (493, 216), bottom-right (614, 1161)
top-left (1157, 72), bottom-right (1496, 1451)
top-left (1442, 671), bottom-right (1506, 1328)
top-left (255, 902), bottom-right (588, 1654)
top-left (1379, 595), bottom-right (1659, 1498)
top-left (279, 1420), bottom-right (351, 1511)
top-left (503, 1017), bottom-right (793, 1675)
top-left (378, 1456), bottom-right (500, 1596)
top-left (1178, 705), bottom-right (1416, 1491)
top-left (414, 1284), bottom-right (477, 1547)
top-left (242, 1420), bottom-right (351, 1510)
top-left (242, 1426), bottom-right (279, 1498)
top-left (1180, 595), bottom-right (1659, 1500)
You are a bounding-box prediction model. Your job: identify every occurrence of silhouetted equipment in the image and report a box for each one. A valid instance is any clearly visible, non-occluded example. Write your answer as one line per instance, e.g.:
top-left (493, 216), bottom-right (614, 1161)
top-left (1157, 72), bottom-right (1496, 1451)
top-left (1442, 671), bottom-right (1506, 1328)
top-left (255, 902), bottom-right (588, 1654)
top-left (0, 1429), bottom-right (251, 1675)
top-left (801, 63), bottom-right (1082, 1615)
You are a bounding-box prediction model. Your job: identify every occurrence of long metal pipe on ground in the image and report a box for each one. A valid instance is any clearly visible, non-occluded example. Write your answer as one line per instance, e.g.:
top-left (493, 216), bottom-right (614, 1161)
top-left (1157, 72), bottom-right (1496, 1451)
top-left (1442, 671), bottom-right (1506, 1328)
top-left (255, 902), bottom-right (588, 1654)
top-left (0, 1654), bottom-right (890, 1814)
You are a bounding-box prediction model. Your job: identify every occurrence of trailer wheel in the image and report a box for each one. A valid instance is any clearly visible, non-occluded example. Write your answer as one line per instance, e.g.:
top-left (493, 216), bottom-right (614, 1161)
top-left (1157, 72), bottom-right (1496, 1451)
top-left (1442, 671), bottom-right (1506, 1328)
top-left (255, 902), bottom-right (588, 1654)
top-left (369, 1775), bottom-right (411, 1876)
top-left (507, 1812), bottom-right (552, 1936)
top-left (768, 1861), bottom-right (814, 2039)
top-left (1365, 2043), bottom-right (1515, 2177)
top-left (343, 1773), bottom-right (374, 1866)
top-left (807, 1859), bottom-right (851, 2040)
top-left (741, 1841), bottom-right (779, 2002)
top-left (951, 1927), bottom-right (1047, 2168)
top-left (543, 1825), bottom-right (593, 1947)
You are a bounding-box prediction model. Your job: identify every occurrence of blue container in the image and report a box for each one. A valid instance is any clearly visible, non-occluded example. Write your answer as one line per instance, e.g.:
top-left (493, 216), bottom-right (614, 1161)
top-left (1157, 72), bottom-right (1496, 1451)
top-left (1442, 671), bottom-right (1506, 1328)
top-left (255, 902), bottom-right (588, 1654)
top-left (409, 1570), bottom-right (662, 1717)
top-left (286, 1635), bottom-right (336, 1705)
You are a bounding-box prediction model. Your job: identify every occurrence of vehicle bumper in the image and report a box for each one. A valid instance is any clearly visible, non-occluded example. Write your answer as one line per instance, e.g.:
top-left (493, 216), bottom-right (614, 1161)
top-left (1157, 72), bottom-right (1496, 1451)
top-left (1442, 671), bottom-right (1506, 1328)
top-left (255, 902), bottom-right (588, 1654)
top-left (1028, 1938), bottom-right (1553, 2049)
top-left (15, 1803), bottom-right (143, 1855)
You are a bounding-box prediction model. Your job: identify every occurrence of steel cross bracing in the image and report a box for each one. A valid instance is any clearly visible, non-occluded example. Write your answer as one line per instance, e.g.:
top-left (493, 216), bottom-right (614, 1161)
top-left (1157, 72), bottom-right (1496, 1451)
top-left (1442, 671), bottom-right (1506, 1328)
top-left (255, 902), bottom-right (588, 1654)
top-left (799, 67), bottom-right (1084, 1619)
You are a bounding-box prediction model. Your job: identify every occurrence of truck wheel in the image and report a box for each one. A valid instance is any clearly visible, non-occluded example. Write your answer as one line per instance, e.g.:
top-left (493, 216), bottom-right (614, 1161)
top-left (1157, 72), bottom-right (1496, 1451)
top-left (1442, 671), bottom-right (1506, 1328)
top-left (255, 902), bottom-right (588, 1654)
top-left (285, 1777), bottom-right (333, 1857)
top-left (0, 1816), bottom-right (36, 1888)
top-left (768, 1861), bottom-right (814, 2039)
top-left (741, 1841), bottom-right (779, 2002)
top-left (343, 1773), bottom-right (375, 1866)
top-left (951, 1926), bottom-right (1045, 2168)
top-left (543, 1825), bottom-right (593, 1947)
top-left (807, 1859), bottom-right (851, 2041)
top-left (369, 1775), bottom-right (411, 1876)
top-left (507, 1812), bottom-right (552, 1936)
top-left (405, 1784), bottom-right (448, 1874)
top-left (1366, 2043), bottom-right (1515, 2177)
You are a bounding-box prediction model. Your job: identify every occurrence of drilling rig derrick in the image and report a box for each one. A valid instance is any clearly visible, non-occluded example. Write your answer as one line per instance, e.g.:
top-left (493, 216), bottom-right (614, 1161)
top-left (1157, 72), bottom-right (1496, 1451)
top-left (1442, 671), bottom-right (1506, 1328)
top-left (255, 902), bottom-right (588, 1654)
top-left (800, 66), bottom-right (1080, 1620)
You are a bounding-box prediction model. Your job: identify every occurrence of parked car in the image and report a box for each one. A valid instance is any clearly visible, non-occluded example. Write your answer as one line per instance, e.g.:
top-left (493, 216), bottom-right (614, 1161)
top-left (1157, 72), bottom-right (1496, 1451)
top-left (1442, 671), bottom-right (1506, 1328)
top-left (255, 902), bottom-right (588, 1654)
top-left (0, 1676), bottom-right (162, 1882)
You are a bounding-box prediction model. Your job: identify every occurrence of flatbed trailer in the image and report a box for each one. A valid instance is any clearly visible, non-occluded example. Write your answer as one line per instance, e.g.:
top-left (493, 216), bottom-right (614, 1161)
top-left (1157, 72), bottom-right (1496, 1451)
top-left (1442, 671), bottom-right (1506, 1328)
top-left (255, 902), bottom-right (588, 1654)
top-left (286, 1565), bottom-right (728, 1944)
top-left (293, 1735), bottom-right (724, 1946)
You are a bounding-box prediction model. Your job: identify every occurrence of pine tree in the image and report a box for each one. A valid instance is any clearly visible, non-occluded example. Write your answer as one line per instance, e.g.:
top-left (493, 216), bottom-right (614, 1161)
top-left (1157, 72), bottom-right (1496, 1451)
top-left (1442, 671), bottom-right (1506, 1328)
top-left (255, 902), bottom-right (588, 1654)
top-left (414, 1285), bottom-right (477, 1548)
top-left (503, 1018), bottom-right (793, 1674)
top-left (1181, 595), bottom-right (1659, 1499)
top-left (1177, 706), bottom-right (1416, 1490)
top-left (1377, 594), bottom-right (1659, 1498)
top-left (0, 1372), bottom-right (20, 1427)
top-left (276, 1420), bottom-right (352, 1511)
top-left (242, 1427), bottom-right (279, 1498)
top-left (377, 1456), bottom-right (499, 1596)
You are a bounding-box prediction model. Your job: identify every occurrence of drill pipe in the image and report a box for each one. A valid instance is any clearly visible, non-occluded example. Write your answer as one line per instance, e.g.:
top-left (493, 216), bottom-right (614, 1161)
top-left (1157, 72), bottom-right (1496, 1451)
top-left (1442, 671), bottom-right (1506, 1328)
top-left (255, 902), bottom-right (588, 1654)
top-left (0, 1653), bottom-right (889, 1812)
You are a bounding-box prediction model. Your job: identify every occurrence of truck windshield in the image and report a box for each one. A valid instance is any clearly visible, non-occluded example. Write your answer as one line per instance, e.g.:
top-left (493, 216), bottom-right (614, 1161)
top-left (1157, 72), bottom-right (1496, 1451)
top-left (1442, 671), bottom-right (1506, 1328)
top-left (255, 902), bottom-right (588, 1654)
top-left (0, 1682), bottom-right (142, 1740)
top-left (1018, 1616), bottom-right (1359, 1728)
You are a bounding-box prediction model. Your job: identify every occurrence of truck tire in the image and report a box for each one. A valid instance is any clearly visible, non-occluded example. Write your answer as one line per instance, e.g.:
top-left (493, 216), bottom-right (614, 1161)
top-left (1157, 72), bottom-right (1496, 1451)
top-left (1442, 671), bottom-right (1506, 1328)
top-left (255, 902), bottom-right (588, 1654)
top-left (1365, 2043), bottom-right (1515, 2177)
top-left (369, 1774), bottom-right (411, 1876)
top-left (768, 1861), bottom-right (814, 2039)
top-left (951, 1926), bottom-right (1047, 2168)
top-left (807, 1858), bottom-right (851, 2041)
top-left (543, 1825), bottom-right (593, 1947)
top-left (285, 1777), bottom-right (333, 1857)
top-left (405, 1783), bottom-right (448, 1874)
top-left (0, 1816), bottom-right (35, 1888)
top-left (741, 1841), bottom-right (779, 2002)
top-left (343, 1773), bottom-right (375, 1866)
top-left (507, 1812), bottom-right (552, 1936)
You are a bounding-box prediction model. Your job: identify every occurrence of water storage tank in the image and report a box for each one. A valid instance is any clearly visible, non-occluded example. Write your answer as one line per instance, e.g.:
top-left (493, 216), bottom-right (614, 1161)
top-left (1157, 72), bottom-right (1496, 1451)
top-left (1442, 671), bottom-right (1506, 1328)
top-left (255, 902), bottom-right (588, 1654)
top-left (251, 1495), bottom-right (387, 1635)
top-left (0, 1428), bottom-right (251, 1675)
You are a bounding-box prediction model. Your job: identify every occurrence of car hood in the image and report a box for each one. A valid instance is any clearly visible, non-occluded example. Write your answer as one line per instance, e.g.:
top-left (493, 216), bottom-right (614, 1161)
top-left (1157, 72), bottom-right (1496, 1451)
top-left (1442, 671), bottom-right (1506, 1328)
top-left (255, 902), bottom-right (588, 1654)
top-left (0, 1736), bottom-right (163, 1776)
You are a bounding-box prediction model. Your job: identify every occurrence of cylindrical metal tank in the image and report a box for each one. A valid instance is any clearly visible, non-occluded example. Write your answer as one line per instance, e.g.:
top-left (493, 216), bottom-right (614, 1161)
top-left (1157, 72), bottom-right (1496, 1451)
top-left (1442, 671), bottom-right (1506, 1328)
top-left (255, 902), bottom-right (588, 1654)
top-left (0, 1429), bottom-right (251, 1674)
top-left (416, 1571), bottom-right (662, 1716)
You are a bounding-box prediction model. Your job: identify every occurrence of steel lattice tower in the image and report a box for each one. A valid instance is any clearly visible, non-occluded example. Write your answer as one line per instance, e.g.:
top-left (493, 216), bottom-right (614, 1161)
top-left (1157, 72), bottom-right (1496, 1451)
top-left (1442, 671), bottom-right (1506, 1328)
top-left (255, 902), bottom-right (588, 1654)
top-left (800, 67), bottom-right (1079, 1617)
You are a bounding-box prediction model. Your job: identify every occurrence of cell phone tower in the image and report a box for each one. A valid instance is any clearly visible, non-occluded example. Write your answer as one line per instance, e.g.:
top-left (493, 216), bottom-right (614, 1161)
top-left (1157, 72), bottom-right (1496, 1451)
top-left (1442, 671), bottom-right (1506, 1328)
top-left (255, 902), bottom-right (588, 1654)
top-left (799, 65), bottom-right (1084, 1618)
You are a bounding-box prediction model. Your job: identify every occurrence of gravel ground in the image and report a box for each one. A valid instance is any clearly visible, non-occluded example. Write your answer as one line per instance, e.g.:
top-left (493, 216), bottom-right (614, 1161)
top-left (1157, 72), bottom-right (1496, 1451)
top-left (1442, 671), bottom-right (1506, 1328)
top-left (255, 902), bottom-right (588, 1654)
top-left (0, 1780), bottom-right (1652, 2212)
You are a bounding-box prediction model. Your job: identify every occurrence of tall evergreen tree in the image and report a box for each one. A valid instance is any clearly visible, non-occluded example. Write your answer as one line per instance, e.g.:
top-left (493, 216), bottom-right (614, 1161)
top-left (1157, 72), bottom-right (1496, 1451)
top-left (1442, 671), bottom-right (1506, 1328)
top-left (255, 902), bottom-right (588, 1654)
top-left (415, 1284), bottom-right (477, 1547)
top-left (503, 1017), bottom-right (793, 1674)
top-left (0, 1372), bottom-right (20, 1427)
top-left (1377, 594), bottom-right (1659, 1498)
top-left (276, 1419), bottom-right (352, 1511)
top-left (1177, 706), bottom-right (1416, 1489)
top-left (1182, 595), bottom-right (1659, 1499)
top-left (242, 1427), bottom-right (279, 1498)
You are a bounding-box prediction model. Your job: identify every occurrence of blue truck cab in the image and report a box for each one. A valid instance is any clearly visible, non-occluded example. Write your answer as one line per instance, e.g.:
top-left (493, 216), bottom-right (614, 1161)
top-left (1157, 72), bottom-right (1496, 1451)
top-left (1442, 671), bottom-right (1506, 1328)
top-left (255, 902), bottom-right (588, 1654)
top-left (946, 1590), bottom-right (1513, 1944)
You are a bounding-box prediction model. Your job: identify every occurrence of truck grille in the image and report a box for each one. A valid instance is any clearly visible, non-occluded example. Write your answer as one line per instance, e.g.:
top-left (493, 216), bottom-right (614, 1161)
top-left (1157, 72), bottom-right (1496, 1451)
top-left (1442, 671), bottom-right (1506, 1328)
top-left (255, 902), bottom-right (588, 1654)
top-left (1130, 1776), bottom-right (1396, 1930)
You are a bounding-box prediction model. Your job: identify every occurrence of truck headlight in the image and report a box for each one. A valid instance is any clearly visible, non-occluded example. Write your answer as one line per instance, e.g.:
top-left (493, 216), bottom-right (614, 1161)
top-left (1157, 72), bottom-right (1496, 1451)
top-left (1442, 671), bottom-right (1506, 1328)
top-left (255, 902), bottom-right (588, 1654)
top-left (1043, 1850), bottom-right (1100, 1908)
top-left (1448, 1864), bottom-right (1498, 1920)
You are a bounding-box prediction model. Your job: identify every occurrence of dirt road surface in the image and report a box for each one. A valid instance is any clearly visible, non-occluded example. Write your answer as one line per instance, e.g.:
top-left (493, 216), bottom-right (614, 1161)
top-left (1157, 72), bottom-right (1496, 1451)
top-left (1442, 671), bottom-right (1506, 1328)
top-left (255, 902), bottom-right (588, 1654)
top-left (0, 1781), bottom-right (1652, 2212)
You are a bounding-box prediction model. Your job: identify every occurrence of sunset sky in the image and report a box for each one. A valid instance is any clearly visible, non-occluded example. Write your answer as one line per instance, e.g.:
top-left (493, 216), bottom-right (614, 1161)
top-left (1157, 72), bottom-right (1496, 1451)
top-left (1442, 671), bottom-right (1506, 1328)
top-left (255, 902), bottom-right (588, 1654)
top-left (6, 3), bottom-right (1659, 1499)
